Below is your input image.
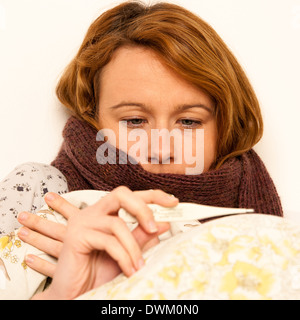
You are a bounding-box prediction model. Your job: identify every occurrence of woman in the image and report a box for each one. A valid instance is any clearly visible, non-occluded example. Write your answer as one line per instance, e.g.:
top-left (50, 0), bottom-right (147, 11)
top-left (1, 1), bottom-right (283, 299)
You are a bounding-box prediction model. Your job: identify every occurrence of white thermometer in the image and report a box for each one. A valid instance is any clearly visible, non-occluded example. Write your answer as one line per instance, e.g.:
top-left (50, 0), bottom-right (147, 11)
top-left (119, 202), bottom-right (254, 223)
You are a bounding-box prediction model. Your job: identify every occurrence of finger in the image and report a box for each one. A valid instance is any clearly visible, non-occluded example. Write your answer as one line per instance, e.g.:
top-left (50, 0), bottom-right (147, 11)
top-left (113, 188), bottom-right (177, 233)
top-left (142, 237), bottom-right (160, 252)
top-left (44, 192), bottom-right (80, 219)
top-left (76, 214), bottom-right (144, 271)
top-left (93, 186), bottom-right (158, 234)
top-left (73, 229), bottom-right (136, 277)
top-left (134, 189), bottom-right (179, 207)
top-left (132, 222), bottom-right (170, 251)
top-left (25, 254), bottom-right (56, 278)
top-left (18, 227), bottom-right (63, 258)
top-left (17, 211), bottom-right (66, 241)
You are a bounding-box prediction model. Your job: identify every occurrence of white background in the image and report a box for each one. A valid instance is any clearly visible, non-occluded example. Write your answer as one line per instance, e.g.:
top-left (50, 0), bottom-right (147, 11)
top-left (0, 0), bottom-right (299, 220)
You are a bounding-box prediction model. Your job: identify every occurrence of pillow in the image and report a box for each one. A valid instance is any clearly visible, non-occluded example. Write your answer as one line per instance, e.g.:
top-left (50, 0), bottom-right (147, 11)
top-left (78, 213), bottom-right (300, 300)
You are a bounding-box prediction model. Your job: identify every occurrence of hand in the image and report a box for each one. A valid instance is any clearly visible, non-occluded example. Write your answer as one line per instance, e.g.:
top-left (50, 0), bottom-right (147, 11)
top-left (17, 187), bottom-right (178, 284)
top-left (30, 187), bottom-right (177, 300)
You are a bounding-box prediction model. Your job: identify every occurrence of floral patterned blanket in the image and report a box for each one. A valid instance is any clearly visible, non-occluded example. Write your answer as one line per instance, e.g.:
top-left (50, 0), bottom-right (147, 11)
top-left (1, 190), bottom-right (300, 300)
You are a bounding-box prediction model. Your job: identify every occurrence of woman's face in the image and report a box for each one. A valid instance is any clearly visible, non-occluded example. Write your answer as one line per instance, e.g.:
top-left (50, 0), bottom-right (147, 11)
top-left (97, 46), bottom-right (217, 174)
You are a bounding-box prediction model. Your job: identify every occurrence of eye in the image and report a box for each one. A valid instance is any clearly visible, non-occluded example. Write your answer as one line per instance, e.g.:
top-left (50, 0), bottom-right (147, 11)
top-left (122, 118), bottom-right (147, 128)
top-left (179, 119), bottom-right (202, 128)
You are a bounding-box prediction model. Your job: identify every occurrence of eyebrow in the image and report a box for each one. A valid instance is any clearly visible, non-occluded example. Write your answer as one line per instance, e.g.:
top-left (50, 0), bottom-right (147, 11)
top-left (109, 102), bottom-right (213, 113)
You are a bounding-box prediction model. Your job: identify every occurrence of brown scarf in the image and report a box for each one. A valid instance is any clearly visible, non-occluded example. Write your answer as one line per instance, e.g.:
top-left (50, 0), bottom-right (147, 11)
top-left (51, 116), bottom-right (283, 217)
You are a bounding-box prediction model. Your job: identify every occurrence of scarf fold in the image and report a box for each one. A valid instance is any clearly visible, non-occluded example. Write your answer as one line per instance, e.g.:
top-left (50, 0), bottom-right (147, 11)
top-left (51, 116), bottom-right (283, 217)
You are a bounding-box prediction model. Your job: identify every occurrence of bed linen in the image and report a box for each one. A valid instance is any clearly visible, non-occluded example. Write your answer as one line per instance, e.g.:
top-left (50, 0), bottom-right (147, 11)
top-left (1, 190), bottom-right (299, 300)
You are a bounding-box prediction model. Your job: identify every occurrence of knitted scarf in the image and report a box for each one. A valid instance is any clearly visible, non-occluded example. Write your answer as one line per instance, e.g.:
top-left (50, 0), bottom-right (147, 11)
top-left (51, 116), bottom-right (283, 217)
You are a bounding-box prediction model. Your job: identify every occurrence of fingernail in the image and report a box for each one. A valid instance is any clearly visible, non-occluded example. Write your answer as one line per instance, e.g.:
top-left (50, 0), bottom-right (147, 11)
top-left (18, 227), bottom-right (29, 237)
top-left (167, 193), bottom-right (178, 201)
top-left (148, 220), bottom-right (158, 233)
top-left (45, 192), bottom-right (57, 201)
top-left (25, 255), bottom-right (34, 264)
top-left (18, 212), bottom-right (28, 222)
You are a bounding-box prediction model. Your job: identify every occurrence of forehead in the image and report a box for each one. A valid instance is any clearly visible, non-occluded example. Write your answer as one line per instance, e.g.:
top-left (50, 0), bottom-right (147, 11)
top-left (100, 46), bottom-right (178, 90)
top-left (99, 46), bottom-right (214, 110)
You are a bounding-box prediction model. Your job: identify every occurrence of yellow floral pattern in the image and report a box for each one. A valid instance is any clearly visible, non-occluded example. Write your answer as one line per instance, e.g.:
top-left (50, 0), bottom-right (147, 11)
top-left (78, 214), bottom-right (300, 300)
top-left (0, 232), bottom-right (22, 265)
top-left (1, 190), bottom-right (300, 300)
top-left (0, 205), bottom-right (61, 299)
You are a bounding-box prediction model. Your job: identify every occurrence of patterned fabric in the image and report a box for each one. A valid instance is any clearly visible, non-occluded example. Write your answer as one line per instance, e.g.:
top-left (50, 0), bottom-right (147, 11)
top-left (78, 214), bottom-right (300, 300)
top-left (0, 190), bottom-right (193, 299)
top-left (0, 227), bottom-right (56, 298)
top-left (0, 190), bottom-right (298, 300)
top-left (0, 163), bottom-right (68, 235)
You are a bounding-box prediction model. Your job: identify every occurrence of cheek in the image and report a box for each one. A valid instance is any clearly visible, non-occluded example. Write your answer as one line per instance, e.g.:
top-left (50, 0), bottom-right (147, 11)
top-left (181, 126), bottom-right (216, 173)
top-left (203, 122), bottom-right (217, 171)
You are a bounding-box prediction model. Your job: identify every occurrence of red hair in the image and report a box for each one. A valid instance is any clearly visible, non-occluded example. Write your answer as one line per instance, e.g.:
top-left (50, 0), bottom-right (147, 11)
top-left (56, 1), bottom-right (263, 168)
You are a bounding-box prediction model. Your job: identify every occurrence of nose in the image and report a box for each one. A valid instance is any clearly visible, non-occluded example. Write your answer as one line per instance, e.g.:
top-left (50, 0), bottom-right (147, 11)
top-left (149, 149), bottom-right (172, 164)
top-left (148, 129), bottom-right (175, 164)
